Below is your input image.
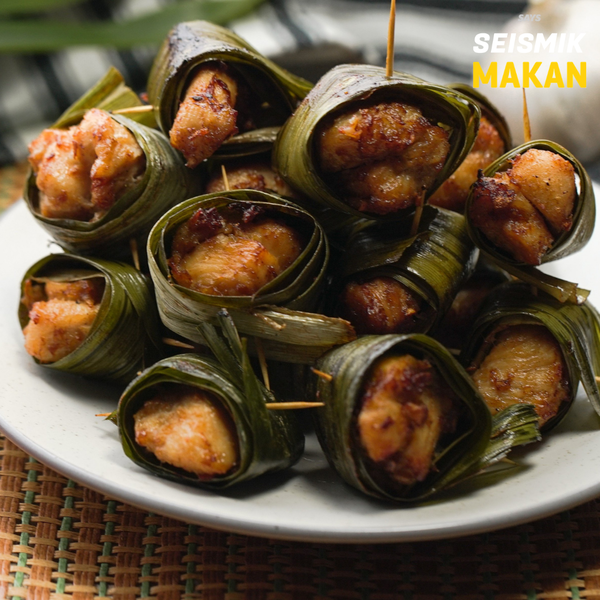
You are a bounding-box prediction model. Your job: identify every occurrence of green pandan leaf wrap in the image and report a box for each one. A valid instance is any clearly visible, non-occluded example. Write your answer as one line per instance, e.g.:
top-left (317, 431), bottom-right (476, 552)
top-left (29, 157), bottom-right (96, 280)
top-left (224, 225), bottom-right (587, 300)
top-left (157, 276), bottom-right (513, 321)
top-left (273, 63), bottom-right (480, 220)
top-left (461, 281), bottom-right (600, 430)
top-left (311, 334), bottom-right (539, 502)
top-left (464, 140), bottom-right (595, 303)
top-left (147, 189), bottom-right (355, 364)
top-left (147, 20), bottom-right (312, 159)
top-left (335, 206), bottom-right (478, 334)
top-left (116, 312), bottom-right (304, 489)
top-left (19, 253), bottom-right (162, 383)
top-left (24, 69), bottom-right (197, 259)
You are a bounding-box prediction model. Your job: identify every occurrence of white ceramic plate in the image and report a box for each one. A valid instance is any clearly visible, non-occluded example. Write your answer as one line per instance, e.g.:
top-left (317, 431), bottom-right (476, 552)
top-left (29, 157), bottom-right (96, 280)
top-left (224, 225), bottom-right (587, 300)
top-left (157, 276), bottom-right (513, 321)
top-left (2, 197), bottom-right (600, 543)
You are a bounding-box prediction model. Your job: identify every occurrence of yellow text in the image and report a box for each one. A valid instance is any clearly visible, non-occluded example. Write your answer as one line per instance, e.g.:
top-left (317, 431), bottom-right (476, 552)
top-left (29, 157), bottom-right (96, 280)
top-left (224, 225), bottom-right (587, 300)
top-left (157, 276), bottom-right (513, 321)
top-left (473, 62), bottom-right (586, 88)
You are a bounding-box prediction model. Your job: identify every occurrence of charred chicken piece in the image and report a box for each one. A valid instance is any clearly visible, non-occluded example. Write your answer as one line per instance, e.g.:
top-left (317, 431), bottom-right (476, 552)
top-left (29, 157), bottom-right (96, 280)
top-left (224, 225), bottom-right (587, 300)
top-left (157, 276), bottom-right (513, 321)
top-left (170, 62), bottom-right (244, 168)
top-left (337, 276), bottom-right (423, 335)
top-left (205, 159), bottom-right (297, 198)
top-left (508, 149), bottom-right (576, 236)
top-left (134, 385), bottom-right (239, 478)
top-left (169, 206), bottom-right (305, 296)
top-left (469, 172), bottom-right (554, 265)
top-left (21, 278), bottom-right (105, 363)
top-left (469, 149), bottom-right (576, 265)
top-left (316, 102), bottom-right (450, 215)
top-left (430, 117), bottom-right (505, 213)
top-left (470, 324), bottom-right (570, 426)
top-left (28, 109), bottom-right (145, 221)
top-left (357, 354), bottom-right (458, 487)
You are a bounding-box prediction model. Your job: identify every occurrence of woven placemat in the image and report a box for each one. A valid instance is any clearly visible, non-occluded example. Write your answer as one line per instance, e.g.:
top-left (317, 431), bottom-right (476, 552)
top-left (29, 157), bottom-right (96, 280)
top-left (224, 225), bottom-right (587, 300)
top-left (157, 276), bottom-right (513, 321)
top-left (5, 164), bottom-right (600, 599)
top-left (2, 432), bottom-right (600, 600)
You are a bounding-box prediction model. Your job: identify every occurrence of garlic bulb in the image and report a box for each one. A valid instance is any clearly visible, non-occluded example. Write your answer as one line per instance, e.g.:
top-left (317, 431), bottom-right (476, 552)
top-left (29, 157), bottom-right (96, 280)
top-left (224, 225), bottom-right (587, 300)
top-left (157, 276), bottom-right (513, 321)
top-left (479, 0), bottom-right (600, 162)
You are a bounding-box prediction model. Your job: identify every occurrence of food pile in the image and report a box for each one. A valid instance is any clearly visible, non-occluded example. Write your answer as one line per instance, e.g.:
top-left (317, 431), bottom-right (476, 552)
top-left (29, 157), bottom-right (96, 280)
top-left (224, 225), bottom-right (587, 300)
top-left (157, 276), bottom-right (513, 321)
top-left (17, 20), bottom-right (600, 503)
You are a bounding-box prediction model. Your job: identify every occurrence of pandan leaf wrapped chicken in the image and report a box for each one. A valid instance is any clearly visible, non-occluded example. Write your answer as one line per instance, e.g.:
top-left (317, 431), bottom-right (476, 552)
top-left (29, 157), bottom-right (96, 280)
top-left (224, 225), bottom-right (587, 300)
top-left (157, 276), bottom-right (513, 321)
top-left (19, 254), bottom-right (162, 383)
top-left (147, 189), bottom-right (355, 363)
top-left (311, 334), bottom-right (540, 502)
top-left (430, 84), bottom-right (512, 213)
top-left (147, 20), bottom-right (312, 166)
top-left (273, 64), bottom-right (480, 219)
top-left (462, 282), bottom-right (600, 431)
top-left (465, 140), bottom-right (595, 303)
top-left (115, 311), bottom-right (304, 489)
top-left (334, 206), bottom-right (478, 336)
top-left (24, 69), bottom-right (196, 258)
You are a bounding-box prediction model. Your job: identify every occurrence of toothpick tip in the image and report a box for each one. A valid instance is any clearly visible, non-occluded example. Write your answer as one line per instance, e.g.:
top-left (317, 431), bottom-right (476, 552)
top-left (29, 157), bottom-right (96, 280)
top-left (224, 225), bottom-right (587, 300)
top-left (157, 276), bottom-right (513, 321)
top-left (162, 337), bottom-right (195, 349)
top-left (311, 368), bottom-right (333, 382)
top-left (265, 402), bottom-right (325, 410)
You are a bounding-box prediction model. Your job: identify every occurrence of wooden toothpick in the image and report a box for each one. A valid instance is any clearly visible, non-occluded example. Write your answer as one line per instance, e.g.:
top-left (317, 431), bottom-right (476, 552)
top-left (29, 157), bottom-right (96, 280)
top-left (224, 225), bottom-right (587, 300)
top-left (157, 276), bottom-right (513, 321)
top-left (409, 189), bottom-right (426, 237)
top-left (221, 164), bottom-right (230, 191)
top-left (386, 0), bottom-right (397, 78)
top-left (522, 89), bottom-right (532, 143)
top-left (112, 105), bottom-right (155, 115)
top-left (129, 238), bottom-right (140, 271)
top-left (254, 337), bottom-right (271, 390)
top-left (162, 337), bottom-right (195, 349)
top-left (266, 402), bottom-right (325, 410)
top-left (311, 367), bottom-right (333, 382)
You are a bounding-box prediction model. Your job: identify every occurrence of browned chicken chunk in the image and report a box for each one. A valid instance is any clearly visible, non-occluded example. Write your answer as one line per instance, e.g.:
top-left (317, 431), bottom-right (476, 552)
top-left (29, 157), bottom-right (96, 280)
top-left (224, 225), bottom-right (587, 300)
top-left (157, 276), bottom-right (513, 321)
top-left (338, 276), bottom-right (423, 335)
top-left (357, 354), bottom-right (458, 487)
top-left (316, 102), bottom-right (450, 215)
top-left (28, 109), bottom-right (145, 221)
top-left (134, 385), bottom-right (239, 478)
top-left (509, 148), bottom-right (576, 236)
top-left (430, 117), bottom-right (505, 212)
top-left (470, 172), bottom-right (554, 265)
top-left (169, 206), bottom-right (305, 296)
top-left (22, 278), bottom-right (105, 363)
top-left (169, 62), bottom-right (240, 168)
top-left (469, 149), bottom-right (576, 265)
top-left (205, 159), bottom-right (296, 198)
top-left (470, 324), bottom-right (570, 426)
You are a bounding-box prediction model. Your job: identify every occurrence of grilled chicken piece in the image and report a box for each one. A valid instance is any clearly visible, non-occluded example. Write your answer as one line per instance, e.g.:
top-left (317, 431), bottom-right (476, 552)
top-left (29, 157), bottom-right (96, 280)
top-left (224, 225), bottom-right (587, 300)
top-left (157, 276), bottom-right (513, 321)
top-left (169, 207), bottom-right (304, 296)
top-left (357, 354), bottom-right (458, 486)
top-left (509, 149), bottom-right (576, 236)
top-left (469, 148), bottom-right (576, 264)
top-left (44, 279), bottom-right (105, 304)
top-left (28, 129), bottom-right (95, 220)
top-left (28, 108), bottom-right (145, 221)
top-left (22, 278), bottom-right (105, 364)
top-left (134, 386), bottom-right (239, 478)
top-left (338, 276), bottom-right (423, 335)
top-left (205, 160), bottom-right (296, 198)
top-left (316, 102), bottom-right (450, 215)
top-left (471, 324), bottom-right (570, 426)
top-left (318, 103), bottom-right (426, 173)
top-left (169, 62), bottom-right (240, 168)
top-left (469, 172), bottom-right (554, 265)
top-left (430, 117), bottom-right (505, 212)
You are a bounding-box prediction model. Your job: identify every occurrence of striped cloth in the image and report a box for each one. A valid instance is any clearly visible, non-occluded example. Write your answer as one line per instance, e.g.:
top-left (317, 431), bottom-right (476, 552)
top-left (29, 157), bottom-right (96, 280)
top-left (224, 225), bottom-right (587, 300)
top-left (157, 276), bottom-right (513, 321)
top-left (0, 0), bottom-right (550, 169)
